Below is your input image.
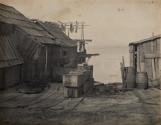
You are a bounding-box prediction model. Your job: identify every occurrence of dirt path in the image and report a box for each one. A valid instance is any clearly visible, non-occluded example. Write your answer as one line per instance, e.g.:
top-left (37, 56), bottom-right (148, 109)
top-left (0, 85), bottom-right (161, 125)
top-left (133, 89), bottom-right (161, 125)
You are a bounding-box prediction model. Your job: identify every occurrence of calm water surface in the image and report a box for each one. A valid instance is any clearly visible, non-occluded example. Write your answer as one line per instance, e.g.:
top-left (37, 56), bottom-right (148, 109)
top-left (87, 46), bottom-right (129, 83)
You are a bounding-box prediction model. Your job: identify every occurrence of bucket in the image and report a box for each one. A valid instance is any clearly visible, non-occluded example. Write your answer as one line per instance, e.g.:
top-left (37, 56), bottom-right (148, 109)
top-left (136, 72), bottom-right (148, 89)
top-left (124, 67), bottom-right (136, 88)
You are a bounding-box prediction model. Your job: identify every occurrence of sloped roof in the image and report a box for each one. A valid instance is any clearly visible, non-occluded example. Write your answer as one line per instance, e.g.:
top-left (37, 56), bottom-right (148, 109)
top-left (0, 34), bottom-right (23, 68)
top-left (0, 3), bottom-right (55, 39)
top-left (0, 3), bottom-right (76, 47)
top-left (33, 20), bottom-right (77, 47)
top-left (129, 35), bottom-right (161, 46)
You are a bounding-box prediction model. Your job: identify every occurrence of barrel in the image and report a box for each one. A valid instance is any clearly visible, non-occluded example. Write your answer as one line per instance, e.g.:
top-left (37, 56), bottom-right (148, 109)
top-left (136, 72), bottom-right (148, 89)
top-left (124, 67), bottom-right (136, 88)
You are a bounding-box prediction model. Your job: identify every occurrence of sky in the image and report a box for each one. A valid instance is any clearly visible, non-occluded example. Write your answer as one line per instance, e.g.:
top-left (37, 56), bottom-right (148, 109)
top-left (0, 0), bottom-right (161, 47)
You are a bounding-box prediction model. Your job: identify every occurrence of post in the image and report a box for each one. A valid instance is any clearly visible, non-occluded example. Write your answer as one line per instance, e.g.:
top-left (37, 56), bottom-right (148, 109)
top-left (44, 46), bottom-right (48, 80)
top-left (122, 56), bottom-right (125, 67)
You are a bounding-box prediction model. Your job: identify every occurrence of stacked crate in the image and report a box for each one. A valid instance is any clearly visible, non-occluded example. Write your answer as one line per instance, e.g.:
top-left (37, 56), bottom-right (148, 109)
top-left (63, 64), bottom-right (94, 98)
top-left (63, 72), bottom-right (84, 98)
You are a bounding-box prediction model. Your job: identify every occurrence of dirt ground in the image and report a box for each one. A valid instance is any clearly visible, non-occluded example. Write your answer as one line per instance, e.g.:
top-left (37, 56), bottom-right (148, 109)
top-left (0, 83), bottom-right (161, 125)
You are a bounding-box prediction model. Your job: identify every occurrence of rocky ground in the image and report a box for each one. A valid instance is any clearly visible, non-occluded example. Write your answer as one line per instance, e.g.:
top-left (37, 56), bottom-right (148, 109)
top-left (0, 83), bottom-right (161, 125)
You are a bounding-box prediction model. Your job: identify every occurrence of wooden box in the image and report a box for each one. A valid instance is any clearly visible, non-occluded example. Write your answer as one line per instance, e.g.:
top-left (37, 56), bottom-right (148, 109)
top-left (63, 72), bottom-right (85, 87)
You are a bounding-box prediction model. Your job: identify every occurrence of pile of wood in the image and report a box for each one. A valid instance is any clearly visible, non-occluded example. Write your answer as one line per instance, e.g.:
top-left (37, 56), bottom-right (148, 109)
top-left (63, 64), bottom-right (94, 98)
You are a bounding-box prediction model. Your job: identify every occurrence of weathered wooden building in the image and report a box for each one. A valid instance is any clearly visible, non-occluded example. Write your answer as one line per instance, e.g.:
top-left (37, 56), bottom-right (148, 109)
top-left (0, 3), bottom-right (77, 88)
top-left (129, 35), bottom-right (161, 87)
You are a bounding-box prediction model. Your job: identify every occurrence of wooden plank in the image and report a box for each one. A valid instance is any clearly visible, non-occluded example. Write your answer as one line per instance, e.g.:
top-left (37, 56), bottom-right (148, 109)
top-left (158, 39), bottom-right (161, 54)
top-left (144, 58), bottom-right (153, 80)
top-left (129, 45), bottom-right (134, 53)
top-left (144, 53), bottom-right (161, 59)
top-left (154, 40), bottom-right (157, 54)
top-left (140, 62), bottom-right (145, 72)
top-left (129, 52), bottom-right (134, 67)
top-left (120, 63), bottom-right (124, 84)
top-left (144, 54), bottom-right (156, 59)
top-left (157, 39), bottom-right (161, 87)
top-left (121, 56), bottom-right (126, 87)
top-left (122, 56), bottom-right (125, 67)
top-left (137, 46), bottom-right (141, 72)
top-left (152, 59), bottom-right (156, 80)
top-left (158, 58), bottom-right (161, 87)
top-left (151, 41), bottom-right (154, 53)
top-left (154, 58), bottom-right (159, 79)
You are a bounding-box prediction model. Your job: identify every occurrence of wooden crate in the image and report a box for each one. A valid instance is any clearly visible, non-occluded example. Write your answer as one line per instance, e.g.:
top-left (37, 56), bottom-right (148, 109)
top-left (63, 72), bottom-right (85, 87)
top-left (63, 65), bottom-right (94, 97)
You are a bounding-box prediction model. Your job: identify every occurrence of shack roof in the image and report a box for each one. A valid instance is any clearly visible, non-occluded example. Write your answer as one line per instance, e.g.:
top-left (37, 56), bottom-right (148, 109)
top-left (0, 3), bottom-right (76, 47)
top-left (0, 4), bottom-right (53, 38)
top-left (129, 35), bottom-right (161, 46)
top-left (33, 20), bottom-right (77, 47)
top-left (0, 34), bottom-right (23, 68)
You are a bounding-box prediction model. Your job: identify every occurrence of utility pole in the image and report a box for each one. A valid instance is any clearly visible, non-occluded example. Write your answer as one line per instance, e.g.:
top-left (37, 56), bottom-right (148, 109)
top-left (58, 21), bottom-right (91, 53)
top-left (57, 21), bottom-right (99, 63)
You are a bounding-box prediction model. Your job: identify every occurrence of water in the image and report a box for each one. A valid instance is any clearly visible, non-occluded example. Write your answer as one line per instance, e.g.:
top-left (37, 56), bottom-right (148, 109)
top-left (87, 46), bottom-right (129, 84)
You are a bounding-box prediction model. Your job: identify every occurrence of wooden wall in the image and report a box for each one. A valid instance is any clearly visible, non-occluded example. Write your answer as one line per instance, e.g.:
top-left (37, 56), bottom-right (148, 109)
top-left (129, 45), bottom-right (135, 68)
top-left (1, 24), bottom-right (78, 84)
top-left (130, 38), bottom-right (161, 86)
top-left (0, 65), bottom-right (21, 89)
top-left (42, 45), bottom-right (77, 82)
top-left (22, 46), bottom-right (46, 83)
top-left (143, 41), bottom-right (152, 80)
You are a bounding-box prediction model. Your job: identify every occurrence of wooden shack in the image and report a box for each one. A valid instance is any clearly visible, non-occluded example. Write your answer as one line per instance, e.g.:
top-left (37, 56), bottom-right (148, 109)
top-left (0, 3), bottom-right (77, 86)
top-left (0, 4), bottom-right (77, 88)
top-left (129, 35), bottom-right (161, 87)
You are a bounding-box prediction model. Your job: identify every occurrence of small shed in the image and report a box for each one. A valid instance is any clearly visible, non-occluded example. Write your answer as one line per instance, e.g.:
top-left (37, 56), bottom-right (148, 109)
top-left (129, 35), bottom-right (161, 87)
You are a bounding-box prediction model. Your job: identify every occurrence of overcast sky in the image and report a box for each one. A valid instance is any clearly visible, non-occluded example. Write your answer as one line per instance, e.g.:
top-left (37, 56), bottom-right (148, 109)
top-left (1, 0), bottom-right (161, 47)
